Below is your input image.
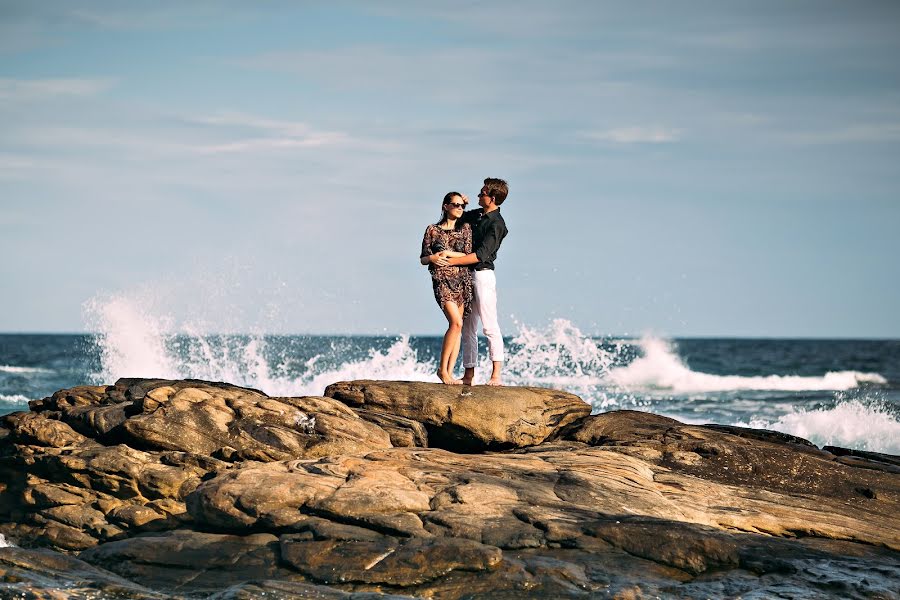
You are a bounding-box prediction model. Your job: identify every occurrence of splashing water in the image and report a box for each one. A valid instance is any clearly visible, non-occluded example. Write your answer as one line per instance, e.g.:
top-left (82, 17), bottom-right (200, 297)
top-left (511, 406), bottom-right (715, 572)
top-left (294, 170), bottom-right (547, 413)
top-left (84, 294), bottom-right (179, 380)
top-left (746, 400), bottom-right (900, 455)
top-left (83, 291), bottom-right (444, 396)
top-left (79, 293), bottom-right (895, 453)
top-left (504, 319), bottom-right (620, 385)
top-left (83, 295), bottom-right (628, 397)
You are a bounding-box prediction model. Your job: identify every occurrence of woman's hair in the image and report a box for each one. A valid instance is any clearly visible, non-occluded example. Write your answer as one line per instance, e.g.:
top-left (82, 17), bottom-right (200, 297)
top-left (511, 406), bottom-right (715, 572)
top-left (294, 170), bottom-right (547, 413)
top-left (436, 191), bottom-right (464, 227)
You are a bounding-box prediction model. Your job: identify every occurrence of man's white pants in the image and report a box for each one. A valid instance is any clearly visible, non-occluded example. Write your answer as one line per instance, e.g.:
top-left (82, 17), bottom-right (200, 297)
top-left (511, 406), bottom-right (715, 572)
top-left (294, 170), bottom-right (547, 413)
top-left (462, 270), bottom-right (504, 368)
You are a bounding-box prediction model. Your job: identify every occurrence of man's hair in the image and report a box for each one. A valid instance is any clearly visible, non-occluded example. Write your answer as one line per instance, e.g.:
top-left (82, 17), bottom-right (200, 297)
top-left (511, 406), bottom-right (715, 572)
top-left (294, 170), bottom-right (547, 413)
top-left (483, 178), bottom-right (508, 205)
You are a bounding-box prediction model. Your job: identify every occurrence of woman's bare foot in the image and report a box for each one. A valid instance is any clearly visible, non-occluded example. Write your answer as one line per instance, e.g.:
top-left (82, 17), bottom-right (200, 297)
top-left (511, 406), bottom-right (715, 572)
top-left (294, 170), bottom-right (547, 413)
top-left (486, 378), bottom-right (503, 386)
top-left (438, 370), bottom-right (464, 385)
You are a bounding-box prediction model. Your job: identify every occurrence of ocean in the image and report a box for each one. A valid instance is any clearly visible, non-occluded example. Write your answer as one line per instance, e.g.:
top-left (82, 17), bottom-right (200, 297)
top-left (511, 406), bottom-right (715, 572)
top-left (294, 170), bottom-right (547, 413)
top-left (1, 319), bottom-right (898, 455)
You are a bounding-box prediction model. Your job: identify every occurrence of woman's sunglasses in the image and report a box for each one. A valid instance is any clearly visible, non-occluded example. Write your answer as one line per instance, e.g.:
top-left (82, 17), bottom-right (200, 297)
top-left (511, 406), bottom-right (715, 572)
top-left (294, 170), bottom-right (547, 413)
top-left (445, 202), bottom-right (467, 209)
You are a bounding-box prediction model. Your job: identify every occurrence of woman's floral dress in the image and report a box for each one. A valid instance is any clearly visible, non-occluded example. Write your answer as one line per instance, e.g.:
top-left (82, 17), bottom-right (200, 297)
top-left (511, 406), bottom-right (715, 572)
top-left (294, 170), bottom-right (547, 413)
top-left (420, 223), bottom-right (473, 316)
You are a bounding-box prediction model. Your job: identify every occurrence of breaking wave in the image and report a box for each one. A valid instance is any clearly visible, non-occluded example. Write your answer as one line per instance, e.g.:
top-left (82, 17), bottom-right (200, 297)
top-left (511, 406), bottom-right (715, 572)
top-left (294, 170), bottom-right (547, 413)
top-left (0, 365), bottom-right (52, 374)
top-left (746, 400), bottom-right (900, 455)
top-left (0, 394), bottom-right (32, 408)
top-left (608, 336), bottom-right (886, 393)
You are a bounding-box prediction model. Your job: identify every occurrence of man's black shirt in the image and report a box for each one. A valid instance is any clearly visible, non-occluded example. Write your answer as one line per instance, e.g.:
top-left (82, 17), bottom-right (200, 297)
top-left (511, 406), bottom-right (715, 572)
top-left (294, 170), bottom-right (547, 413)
top-left (460, 208), bottom-right (508, 271)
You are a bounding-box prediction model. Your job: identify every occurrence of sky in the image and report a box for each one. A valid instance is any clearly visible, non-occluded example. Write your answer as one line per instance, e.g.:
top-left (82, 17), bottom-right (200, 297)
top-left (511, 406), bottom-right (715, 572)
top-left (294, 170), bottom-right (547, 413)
top-left (1, 0), bottom-right (899, 338)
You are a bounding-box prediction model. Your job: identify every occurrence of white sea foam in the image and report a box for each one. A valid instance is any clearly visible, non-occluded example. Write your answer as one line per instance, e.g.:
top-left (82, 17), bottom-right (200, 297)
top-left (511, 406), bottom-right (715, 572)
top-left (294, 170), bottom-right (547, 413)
top-left (744, 400), bottom-right (900, 455)
top-left (0, 534), bottom-right (12, 548)
top-left (608, 336), bottom-right (887, 393)
top-left (0, 393), bottom-right (32, 406)
top-left (0, 365), bottom-right (51, 374)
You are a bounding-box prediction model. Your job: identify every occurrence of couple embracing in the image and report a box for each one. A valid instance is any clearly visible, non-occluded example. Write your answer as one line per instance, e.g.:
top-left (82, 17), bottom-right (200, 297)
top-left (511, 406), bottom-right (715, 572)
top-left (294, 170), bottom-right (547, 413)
top-left (420, 178), bottom-right (509, 386)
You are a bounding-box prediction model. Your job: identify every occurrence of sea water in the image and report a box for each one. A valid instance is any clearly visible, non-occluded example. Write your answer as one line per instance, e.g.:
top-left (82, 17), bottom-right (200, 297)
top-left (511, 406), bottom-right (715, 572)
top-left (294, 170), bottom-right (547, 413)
top-left (1, 299), bottom-right (897, 455)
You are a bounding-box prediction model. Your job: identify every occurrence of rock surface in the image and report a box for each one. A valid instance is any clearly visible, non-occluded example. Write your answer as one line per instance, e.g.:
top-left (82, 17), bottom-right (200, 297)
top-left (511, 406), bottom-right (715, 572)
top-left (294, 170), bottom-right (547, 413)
top-left (324, 380), bottom-right (590, 451)
top-left (0, 378), bottom-right (898, 599)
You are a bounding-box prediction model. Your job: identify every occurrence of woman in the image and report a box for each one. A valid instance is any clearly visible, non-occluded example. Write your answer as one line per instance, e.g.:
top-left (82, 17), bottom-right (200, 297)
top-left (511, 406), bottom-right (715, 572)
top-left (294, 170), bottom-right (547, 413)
top-left (420, 192), bottom-right (473, 385)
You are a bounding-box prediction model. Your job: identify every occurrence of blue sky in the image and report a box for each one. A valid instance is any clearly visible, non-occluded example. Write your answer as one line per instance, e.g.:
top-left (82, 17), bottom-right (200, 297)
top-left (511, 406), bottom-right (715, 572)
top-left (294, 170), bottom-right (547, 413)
top-left (1, 1), bottom-right (899, 337)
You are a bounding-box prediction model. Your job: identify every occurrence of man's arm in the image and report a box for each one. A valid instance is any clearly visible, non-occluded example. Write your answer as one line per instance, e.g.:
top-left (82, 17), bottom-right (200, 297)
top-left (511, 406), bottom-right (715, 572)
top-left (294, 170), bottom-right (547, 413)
top-left (422, 251), bottom-right (457, 266)
top-left (448, 221), bottom-right (503, 267)
top-left (446, 252), bottom-right (479, 266)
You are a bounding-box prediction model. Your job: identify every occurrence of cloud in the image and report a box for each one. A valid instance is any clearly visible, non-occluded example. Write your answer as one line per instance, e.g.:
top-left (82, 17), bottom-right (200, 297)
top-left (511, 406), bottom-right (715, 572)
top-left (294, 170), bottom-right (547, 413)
top-left (8, 110), bottom-right (357, 158)
top-left (1, 1), bottom-right (255, 31)
top-left (582, 126), bottom-right (683, 144)
top-left (189, 112), bottom-right (351, 153)
top-left (0, 153), bottom-right (41, 181)
top-left (0, 77), bottom-right (114, 102)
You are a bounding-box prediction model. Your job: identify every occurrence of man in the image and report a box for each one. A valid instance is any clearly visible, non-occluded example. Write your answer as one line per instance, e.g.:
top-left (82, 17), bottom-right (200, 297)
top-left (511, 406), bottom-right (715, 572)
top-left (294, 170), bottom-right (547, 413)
top-left (436, 178), bottom-right (509, 386)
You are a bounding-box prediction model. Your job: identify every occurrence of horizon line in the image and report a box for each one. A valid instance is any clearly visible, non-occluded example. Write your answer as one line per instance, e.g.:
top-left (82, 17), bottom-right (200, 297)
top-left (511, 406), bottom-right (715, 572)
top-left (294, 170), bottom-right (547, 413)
top-left (0, 331), bottom-right (898, 342)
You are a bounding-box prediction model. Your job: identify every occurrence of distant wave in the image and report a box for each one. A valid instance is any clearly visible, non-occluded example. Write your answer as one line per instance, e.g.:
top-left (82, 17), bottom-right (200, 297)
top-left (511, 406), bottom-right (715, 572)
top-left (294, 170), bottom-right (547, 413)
top-left (608, 336), bottom-right (887, 393)
top-left (745, 400), bottom-right (900, 455)
top-left (0, 393), bottom-right (32, 407)
top-left (0, 365), bottom-right (52, 374)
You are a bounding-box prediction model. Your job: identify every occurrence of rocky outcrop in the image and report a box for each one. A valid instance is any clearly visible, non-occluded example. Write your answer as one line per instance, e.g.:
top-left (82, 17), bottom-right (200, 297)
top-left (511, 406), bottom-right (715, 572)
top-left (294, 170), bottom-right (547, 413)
top-left (324, 380), bottom-right (590, 451)
top-left (1, 378), bottom-right (898, 599)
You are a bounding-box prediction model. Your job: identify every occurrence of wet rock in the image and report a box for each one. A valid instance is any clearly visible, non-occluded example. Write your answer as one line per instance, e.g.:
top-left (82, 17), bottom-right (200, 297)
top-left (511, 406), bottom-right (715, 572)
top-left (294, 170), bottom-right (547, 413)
top-left (280, 535), bottom-right (501, 586)
top-left (79, 529), bottom-right (296, 593)
top-left (0, 545), bottom-right (166, 599)
top-left (325, 380), bottom-right (590, 451)
top-left (209, 580), bottom-right (417, 599)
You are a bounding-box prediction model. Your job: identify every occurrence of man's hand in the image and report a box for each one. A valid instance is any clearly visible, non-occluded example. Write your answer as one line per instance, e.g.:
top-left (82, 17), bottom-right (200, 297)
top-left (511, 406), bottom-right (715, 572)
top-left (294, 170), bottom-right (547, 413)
top-left (429, 252), bottom-right (450, 267)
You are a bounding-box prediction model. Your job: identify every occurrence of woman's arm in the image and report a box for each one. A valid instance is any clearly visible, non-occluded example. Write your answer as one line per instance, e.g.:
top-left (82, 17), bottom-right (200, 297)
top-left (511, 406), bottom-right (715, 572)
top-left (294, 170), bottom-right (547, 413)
top-left (420, 226), bottom-right (435, 265)
top-left (420, 225), bottom-right (452, 266)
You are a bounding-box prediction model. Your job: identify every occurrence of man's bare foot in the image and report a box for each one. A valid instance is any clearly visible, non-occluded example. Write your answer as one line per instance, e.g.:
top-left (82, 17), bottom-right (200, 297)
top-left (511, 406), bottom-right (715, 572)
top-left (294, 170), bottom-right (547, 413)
top-left (461, 378), bottom-right (473, 386)
top-left (486, 378), bottom-right (503, 386)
